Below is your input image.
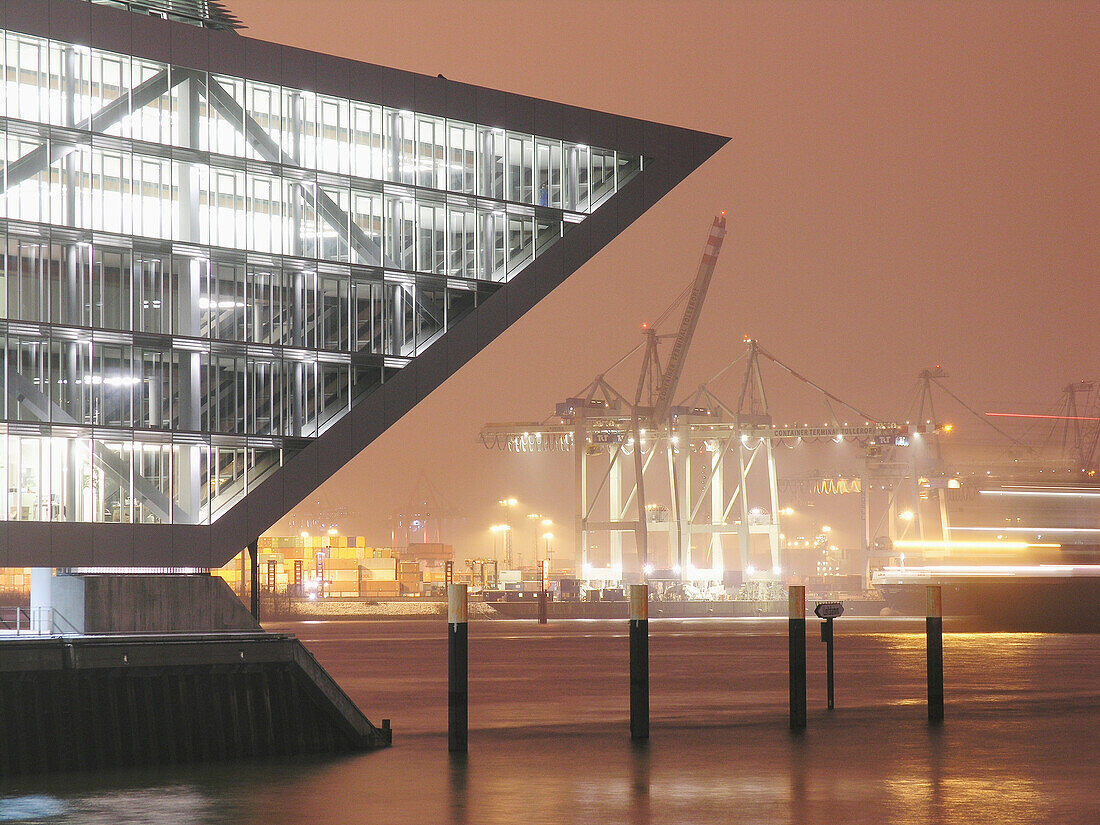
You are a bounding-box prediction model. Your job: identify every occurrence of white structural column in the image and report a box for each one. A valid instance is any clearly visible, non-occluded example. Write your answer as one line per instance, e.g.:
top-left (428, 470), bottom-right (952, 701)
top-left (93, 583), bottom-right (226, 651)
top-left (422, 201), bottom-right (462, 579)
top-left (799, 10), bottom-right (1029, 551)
top-left (765, 438), bottom-right (782, 572)
top-left (736, 437), bottom-right (752, 572)
top-left (609, 447), bottom-right (624, 573)
top-left (574, 411), bottom-right (588, 572)
top-left (669, 420), bottom-right (692, 575)
top-left (175, 76), bottom-right (204, 523)
top-left (710, 445), bottom-right (725, 575)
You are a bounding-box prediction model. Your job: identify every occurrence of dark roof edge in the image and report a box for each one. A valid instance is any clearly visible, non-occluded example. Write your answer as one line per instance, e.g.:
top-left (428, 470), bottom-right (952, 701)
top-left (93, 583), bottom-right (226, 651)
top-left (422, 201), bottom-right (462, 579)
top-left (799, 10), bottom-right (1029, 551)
top-left (4, 0), bottom-right (727, 155)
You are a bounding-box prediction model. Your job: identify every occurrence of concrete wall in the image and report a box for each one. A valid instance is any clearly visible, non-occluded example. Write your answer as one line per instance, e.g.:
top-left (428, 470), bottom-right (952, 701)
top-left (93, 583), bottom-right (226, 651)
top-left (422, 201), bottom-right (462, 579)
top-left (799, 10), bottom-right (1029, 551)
top-left (0, 632), bottom-right (390, 774)
top-left (81, 575), bottom-right (259, 633)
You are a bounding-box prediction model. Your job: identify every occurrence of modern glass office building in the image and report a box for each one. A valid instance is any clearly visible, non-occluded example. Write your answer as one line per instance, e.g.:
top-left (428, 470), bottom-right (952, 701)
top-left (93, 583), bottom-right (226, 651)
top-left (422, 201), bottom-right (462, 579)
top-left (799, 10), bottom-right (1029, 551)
top-left (0, 0), bottom-right (726, 567)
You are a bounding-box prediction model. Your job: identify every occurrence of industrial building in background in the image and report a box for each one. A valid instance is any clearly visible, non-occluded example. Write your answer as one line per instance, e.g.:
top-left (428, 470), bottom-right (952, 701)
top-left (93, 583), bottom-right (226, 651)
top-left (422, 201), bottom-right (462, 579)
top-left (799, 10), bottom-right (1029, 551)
top-left (0, 0), bottom-right (725, 631)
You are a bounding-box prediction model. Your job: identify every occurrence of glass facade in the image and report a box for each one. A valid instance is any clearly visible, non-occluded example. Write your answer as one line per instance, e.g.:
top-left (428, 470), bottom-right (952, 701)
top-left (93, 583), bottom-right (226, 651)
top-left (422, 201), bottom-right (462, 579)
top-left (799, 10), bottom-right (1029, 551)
top-left (0, 28), bottom-right (642, 526)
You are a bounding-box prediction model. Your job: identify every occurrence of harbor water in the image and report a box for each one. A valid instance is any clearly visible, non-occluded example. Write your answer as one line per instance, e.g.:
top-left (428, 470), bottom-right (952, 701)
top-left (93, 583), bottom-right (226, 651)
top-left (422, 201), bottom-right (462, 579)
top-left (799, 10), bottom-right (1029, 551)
top-left (0, 617), bottom-right (1097, 824)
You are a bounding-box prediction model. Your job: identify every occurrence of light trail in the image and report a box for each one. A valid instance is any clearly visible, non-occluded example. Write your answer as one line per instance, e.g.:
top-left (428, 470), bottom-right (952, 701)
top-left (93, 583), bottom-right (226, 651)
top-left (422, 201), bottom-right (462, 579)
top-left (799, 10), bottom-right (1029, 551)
top-left (951, 526), bottom-right (1100, 534)
top-left (892, 540), bottom-right (1061, 550)
top-left (980, 490), bottom-right (1100, 498)
top-left (879, 565), bottom-right (1100, 577)
top-left (986, 411), bottom-right (1100, 421)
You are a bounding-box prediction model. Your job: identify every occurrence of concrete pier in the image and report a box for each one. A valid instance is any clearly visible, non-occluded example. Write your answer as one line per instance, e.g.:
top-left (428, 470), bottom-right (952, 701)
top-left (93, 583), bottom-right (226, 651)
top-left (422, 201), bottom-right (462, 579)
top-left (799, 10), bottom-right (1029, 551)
top-left (0, 632), bottom-right (390, 774)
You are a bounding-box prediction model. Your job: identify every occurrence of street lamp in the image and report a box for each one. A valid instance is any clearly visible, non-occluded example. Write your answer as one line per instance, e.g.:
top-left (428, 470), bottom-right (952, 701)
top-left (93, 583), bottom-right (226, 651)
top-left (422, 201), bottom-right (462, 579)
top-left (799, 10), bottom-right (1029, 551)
top-left (489, 523), bottom-right (512, 564)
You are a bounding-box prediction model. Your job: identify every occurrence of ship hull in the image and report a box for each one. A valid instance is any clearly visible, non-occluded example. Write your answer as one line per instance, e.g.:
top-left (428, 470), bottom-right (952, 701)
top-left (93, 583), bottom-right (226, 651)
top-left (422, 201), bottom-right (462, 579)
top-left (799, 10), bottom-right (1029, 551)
top-left (487, 600), bottom-right (787, 620)
top-left (485, 598), bottom-right (886, 620)
top-left (875, 575), bottom-right (1100, 632)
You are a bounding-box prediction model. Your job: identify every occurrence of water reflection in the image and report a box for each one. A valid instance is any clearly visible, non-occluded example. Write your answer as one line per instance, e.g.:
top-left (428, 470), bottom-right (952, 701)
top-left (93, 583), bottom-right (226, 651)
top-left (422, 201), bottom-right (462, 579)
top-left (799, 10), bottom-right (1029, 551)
top-left (448, 752), bottom-right (468, 825)
top-left (631, 740), bottom-right (650, 825)
top-left (2, 620), bottom-right (1096, 825)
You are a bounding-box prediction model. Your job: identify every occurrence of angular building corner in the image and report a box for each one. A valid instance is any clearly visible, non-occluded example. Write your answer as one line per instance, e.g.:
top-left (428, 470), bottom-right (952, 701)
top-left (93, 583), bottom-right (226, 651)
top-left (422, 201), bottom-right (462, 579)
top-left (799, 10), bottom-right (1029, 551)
top-left (0, 0), bottom-right (730, 571)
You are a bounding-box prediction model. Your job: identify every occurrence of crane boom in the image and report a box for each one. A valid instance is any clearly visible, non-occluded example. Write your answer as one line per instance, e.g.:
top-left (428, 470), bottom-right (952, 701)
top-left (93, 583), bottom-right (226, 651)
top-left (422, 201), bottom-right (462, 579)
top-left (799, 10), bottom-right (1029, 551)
top-left (650, 213), bottom-right (727, 421)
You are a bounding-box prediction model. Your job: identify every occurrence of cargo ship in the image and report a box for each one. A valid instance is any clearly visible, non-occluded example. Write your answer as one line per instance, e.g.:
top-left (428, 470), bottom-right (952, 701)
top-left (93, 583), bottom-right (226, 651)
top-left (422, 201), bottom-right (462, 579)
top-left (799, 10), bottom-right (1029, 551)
top-left (871, 564), bottom-right (1100, 632)
top-left (869, 470), bottom-right (1100, 630)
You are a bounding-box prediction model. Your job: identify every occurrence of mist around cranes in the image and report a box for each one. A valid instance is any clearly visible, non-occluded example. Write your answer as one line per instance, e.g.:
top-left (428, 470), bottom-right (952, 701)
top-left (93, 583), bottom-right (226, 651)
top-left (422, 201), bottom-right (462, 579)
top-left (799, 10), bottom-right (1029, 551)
top-left (228, 0), bottom-right (1100, 556)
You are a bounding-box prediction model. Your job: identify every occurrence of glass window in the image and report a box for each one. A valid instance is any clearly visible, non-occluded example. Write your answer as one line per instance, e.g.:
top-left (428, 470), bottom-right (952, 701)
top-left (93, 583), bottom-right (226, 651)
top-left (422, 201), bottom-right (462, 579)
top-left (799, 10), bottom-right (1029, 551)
top-left (384, 192), bottom-right (415, 271)
top-left (246, 170), bottom-right (283, 255)
top-left (318, 361), bottom-right (349, 431)
top-left (249, 358), bottom-right (285, 435)
top-left (384, 109), bottom-right (414, 185)
top-left (416, 115), bottom-right (444, 189)
top-left (92, 145), bottom-right (131, 235)
top-left (319, 184), bottom-right (351, 263)
top-left (479, 209), bottom-right (506, 281)
top-left (351, 275), bottom-right (385, 354)
top-left (564, 143), bottom-right (590, 212)
top-left (92, 246), bottom-right (132, 331)
top-left (248, 266), bottom-right (287, 346)
top-left (507, 133), bottom-right (533, 204)
top-left (507, 214), bottom-right (534, 275)
top-left (205, 258), bottom-right (246, 341)
top-left (89, 49), bottom-right (131, 137)
top-left (447, 121), bottom-right (476, 193)
top-left (591, 149), bottom-right (616, 209)
top-left (477, 127), bottom-right (505, 199)
top-left (535, 138), bottom-right (561, 208)
top-left (5, 234), bottom-right (49, 323)
top-left (416, 198), bottom-right (446, 275)
top-left (129, 58), bottom-right (173, 145)
top-left (135, 345), bottom-right (170, 430)
top-left (317, 94), bottom-right (350, 175)
top-left (207, 73), bottom-right (246, 157)
top-left (133, 248), bottom-right (168, 334)
top-left (207, 165), bottom-right (246, 250)
top-left (350, 185), bottom-right (383, 266)
top-left (245, 80), bottom-right (282, 156)
top-left (447, 204), bottom-right (477, 279)
top-left (134, 154), bottom-right (174, 241)
top-left (318, 273), bottom-right (350, 352)
top-left (351, 102), bottom-right (382, 181)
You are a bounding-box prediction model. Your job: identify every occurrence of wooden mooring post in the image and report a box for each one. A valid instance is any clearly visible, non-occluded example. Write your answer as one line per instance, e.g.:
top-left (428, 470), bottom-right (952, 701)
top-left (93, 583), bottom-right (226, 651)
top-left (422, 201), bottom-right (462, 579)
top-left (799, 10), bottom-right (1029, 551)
top-left (448, 584), bottom-right (469, 752)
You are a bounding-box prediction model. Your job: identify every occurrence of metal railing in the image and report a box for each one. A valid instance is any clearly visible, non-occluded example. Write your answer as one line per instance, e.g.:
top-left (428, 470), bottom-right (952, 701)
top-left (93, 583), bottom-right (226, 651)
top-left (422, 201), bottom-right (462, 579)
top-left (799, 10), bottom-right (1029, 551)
top-left (0, 606), bottom-right (81, 636)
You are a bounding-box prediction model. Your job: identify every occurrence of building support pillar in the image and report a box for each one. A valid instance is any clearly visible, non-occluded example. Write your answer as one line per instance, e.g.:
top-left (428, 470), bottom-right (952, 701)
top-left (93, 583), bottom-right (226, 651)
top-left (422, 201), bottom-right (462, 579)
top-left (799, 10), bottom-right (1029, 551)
top-left (249, 540), bottom-right (259, 620)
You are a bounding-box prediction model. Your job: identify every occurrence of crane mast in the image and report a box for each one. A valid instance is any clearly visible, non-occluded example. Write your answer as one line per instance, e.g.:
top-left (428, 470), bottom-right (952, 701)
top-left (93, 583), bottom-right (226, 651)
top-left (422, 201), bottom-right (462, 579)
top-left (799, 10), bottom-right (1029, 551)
top-left (633, 213), bottom-right (727, 573)
top-left (648, 213), bottom-right (727, 421)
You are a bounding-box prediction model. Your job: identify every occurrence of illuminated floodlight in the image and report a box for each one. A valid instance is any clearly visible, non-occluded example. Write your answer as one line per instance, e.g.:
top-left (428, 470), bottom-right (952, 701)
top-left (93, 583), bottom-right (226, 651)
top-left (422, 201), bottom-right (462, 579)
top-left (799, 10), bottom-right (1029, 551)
top-left (899, 510), bottom-right (915, 521)
top-left (642, 563), bottom-right (655, 576)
